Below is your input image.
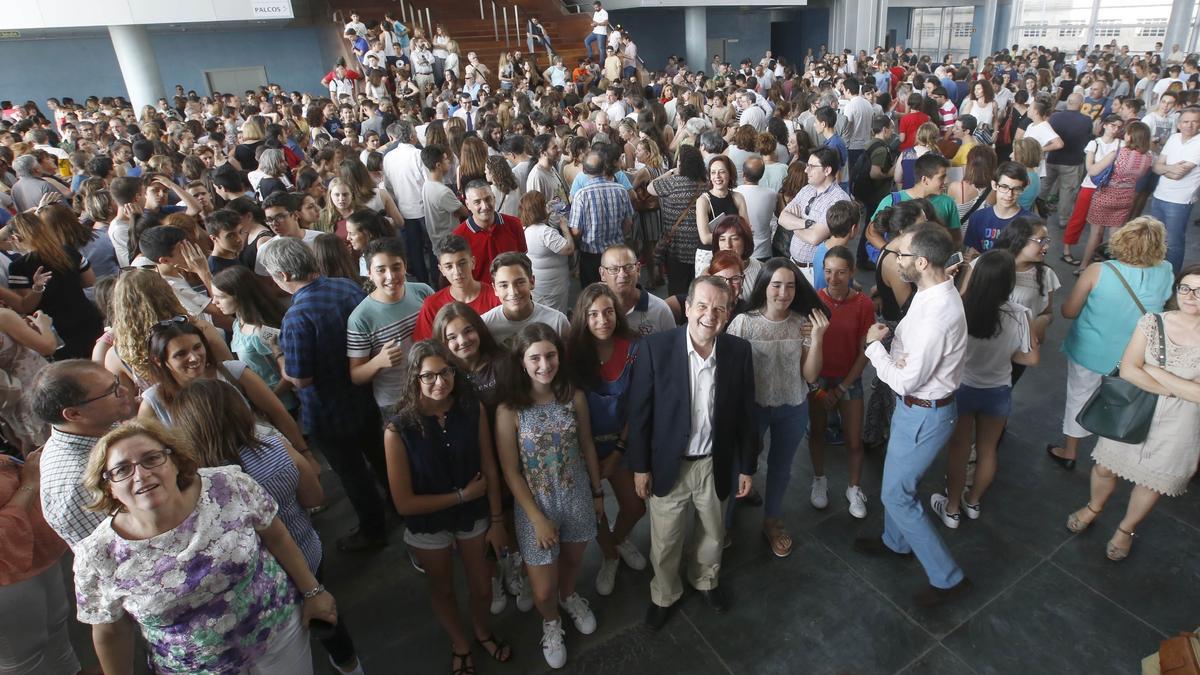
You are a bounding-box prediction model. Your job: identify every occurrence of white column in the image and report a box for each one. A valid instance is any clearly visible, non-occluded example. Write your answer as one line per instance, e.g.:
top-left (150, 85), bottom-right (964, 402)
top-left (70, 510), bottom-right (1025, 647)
top-left (107, 25), bottom-right (164, 111)
top-left (685, 7), bottom-right (707, 76)
top-left (979, 0), bottom-right (997, 57)
top-left (876, 0), bottom-right (890, 49)
top-left (1166, 0), bottom-right (1195, 56)
top-left (840, 0), bottom-right (878, 52)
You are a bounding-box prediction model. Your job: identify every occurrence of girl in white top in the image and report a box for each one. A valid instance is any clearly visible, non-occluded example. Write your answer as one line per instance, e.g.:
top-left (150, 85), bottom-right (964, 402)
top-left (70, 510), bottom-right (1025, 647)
top-left (726, 258), bottom-right (829, 558)
top-left (519, 192), bottom-right (574, 314)
top-left (987, 217), bottom-right (1062, 381)
top-left (937, 250), bottom-right (1039, 530)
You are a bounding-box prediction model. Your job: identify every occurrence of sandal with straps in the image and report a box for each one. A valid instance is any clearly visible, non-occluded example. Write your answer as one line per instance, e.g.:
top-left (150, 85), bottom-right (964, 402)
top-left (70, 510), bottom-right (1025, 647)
top-left (451, 651), bottom-right (475, 675)
top-left (1066, 503), bottom-right (1101, 533)
top-left (1106, 527), bottom-right (1136, 562)
top-left (476, 634), bottom-right (512, 663)
top-left (762, 518), bottom-right (794, 558)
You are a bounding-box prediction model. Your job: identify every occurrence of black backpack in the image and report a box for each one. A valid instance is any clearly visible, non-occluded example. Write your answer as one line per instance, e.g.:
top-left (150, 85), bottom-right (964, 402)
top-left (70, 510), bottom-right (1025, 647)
top-left (851, 139), bottom-right (893, 202)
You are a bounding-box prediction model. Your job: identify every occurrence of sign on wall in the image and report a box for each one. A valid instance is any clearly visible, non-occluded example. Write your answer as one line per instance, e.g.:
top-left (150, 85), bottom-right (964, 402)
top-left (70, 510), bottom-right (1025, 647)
top-left (4, 0), bottom-right (293, 31)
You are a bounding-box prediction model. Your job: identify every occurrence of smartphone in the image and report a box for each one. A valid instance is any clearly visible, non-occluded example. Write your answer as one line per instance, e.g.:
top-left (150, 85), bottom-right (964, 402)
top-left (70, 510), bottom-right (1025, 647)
top-left (946, 251), bottom-right (964, 268)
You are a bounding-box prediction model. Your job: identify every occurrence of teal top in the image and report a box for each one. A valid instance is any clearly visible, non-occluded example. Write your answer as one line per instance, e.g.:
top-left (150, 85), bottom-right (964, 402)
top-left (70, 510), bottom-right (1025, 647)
top-left (231, 320), bottom-right (298, 410)
top-left (1062, 261), bottom-right (1174, 374)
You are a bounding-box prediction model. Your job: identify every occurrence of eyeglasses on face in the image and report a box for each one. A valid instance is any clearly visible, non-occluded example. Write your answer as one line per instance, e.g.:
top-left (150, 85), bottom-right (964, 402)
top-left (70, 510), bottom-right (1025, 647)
top-left (77, 374), bottom-right (122, 407)
top-left (1177, 284), bottom-right (1200, 298)
top-left (602, 262), bottom-right (638, 276)
top-left (265, 212), bottom-right (294, 225)
top-left (103, 448), bottom-right (173, 483)
top-left (417, 366), bottom-right (455, 385)
top-left (1027, 237), bottom-right (1052, 246)
top-left (994, 183), bottom-right (1023, 194)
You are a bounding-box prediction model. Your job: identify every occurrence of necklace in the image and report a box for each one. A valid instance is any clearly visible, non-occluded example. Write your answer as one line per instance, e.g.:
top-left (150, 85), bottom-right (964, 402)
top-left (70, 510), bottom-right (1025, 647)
top-left (823, 288), bottom-right (855, 309)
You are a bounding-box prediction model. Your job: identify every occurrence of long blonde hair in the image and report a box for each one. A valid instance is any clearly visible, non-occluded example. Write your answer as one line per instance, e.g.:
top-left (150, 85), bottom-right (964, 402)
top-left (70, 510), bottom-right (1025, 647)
top-left (111, 269), bottom-right (190, 382)
top-left (9, 212), bottom-right (72, 273)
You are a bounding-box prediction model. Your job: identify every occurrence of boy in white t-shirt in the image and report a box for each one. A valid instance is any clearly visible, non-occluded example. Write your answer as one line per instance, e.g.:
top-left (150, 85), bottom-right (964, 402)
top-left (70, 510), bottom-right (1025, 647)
top-left (481, 251), bottom-right (569, 346)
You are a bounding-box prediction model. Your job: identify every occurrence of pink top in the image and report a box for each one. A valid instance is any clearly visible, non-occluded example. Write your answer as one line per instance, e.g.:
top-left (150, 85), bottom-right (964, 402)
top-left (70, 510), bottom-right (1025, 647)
top-left (0, 461), bottom-right (67, 586)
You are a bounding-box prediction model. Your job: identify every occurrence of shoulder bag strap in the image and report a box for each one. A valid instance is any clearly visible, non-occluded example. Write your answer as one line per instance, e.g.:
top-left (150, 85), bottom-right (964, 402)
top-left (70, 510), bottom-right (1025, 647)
top-left (1105, 261), bottom-right (1149, 315)
top-left (1154, 313), bottom-right (1167, 368)
top-left (962, 185), bottom-right (993, 222)
top-left (660, 194), bottom-right (697, 249)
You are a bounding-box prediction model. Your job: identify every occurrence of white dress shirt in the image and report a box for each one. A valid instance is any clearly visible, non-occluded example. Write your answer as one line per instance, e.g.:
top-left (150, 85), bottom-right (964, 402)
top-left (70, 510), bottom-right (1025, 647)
top-left (866, 278), bottom-right (966, 400)
top-left (685, 331), bottom-right (717, 457)
top-left (382, 142), bottom-right (428, 219)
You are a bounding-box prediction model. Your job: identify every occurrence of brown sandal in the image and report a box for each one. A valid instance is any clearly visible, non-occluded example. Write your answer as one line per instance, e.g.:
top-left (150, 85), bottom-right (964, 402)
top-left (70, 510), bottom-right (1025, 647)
top-left (762, 519), bottom-right (793, 558)
top-left (1066, 503), bottom-right (1101, 533)
top-left (1106, 527), bottom-right (1135, 561)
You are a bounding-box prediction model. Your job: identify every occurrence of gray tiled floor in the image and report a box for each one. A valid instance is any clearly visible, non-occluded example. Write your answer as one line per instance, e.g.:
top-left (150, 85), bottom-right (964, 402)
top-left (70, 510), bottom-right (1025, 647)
top-left (67, 229), bottom-right (1200, 674)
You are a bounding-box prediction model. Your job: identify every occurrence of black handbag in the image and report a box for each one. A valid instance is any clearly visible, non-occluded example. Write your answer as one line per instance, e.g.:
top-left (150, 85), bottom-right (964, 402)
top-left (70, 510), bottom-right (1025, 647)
top-left (1074, 265), bottom-right (1164, 444)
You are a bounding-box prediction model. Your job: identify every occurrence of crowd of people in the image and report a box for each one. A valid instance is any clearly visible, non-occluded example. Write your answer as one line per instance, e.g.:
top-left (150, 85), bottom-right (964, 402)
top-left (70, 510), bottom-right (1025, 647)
top-left (0, 7), bottom-right (1199, 673)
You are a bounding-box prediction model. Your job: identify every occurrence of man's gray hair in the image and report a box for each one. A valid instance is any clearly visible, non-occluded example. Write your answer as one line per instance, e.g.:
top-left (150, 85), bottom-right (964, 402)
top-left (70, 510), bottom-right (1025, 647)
top-left (258, 149), bottom-right (286, 177)
top-left (686, 274), bottom-right (732, 305)
top-left (393, 119), bottom-right (415, 143)
top-left (258, 236), bottom-right (318, 280)
top-left (698, 130), bottom-right (727, 154)
top-left (12, 154), bottom-right (37, 177)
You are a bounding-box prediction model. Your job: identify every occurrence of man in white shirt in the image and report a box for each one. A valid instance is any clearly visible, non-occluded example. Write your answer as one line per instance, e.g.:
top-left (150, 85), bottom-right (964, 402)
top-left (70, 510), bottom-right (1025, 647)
top-left (584, 1), bottom-right (609, 63)
top-left (1142, 91), bottom-right (1180, 152)
top-left (735, 90), bottom-right (766, 133)
top-left (600, 244), bottom-right (674, 335)
top-left (734, 157), bottom-right (777, 260)
top-left (482, 252), bottom-right (569, 345)
top-left (382, 119), bottom-right (433, 282)
top-left (1149, 107), bottom-right (1200, 273)
top-left (840, 78), bottom-right (874, 169)
top-left (857, 222), bottom-right (971, 608)
top-left (452, 92), bottom-right (477, 133)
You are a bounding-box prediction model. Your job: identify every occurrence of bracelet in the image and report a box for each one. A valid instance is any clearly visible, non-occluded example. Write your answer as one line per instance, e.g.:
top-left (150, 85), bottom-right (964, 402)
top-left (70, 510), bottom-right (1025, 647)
top-left (302, 583), bottom-right (326, 599)
top-left (837, 383), bottom-right (849, 395)
top-left (592, 489), bottom-right (604, 498)
top-left (490, 513), bottom-right (504, 522)
top-left (31, 286), bottom-right (46, 293)
top-left (456, 488), bottom-right (464, 505)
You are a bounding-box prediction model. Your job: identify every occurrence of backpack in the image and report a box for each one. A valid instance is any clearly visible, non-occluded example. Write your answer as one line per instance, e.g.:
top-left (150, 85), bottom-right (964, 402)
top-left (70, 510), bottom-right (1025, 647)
top-left (851, 139), bottom-right (894, 202)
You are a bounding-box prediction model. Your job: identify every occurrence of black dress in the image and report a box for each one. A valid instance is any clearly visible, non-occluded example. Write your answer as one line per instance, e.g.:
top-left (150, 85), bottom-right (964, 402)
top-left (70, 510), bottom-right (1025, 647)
top-left (8, 247), bottom-right (103, 359)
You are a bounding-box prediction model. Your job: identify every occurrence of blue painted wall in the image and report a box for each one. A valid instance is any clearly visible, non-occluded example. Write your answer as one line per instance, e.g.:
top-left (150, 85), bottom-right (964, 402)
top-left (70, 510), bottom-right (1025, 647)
top-left (706, 7), bottom-right (774, 68)
top-left (887, 7), bottom-right (912, 48)
top-left (609, 9), bottom-right (686, 71)
top-left (994, 1), bottom-right (1013, 52)
top-left (772, 8), bottom-right (832, 69)
top-left (0, 25), bottom-right (341, 105)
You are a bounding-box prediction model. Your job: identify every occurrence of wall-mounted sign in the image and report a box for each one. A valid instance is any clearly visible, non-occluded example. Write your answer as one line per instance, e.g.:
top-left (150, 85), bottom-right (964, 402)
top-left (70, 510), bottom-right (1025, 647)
top-left (0, 31), bottom-right (20, 39)
top-left (252, 1), bottom-right (293, 18)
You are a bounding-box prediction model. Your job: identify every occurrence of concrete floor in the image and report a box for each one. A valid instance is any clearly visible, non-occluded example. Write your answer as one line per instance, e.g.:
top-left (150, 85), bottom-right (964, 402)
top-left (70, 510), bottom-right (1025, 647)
top-left (67, 228), bottom-right (1200, 674)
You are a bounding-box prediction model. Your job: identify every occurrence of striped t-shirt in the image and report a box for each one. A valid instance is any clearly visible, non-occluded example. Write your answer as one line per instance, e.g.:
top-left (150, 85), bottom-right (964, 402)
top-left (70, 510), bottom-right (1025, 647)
top-left (346, 283), bottom-right (435, 407)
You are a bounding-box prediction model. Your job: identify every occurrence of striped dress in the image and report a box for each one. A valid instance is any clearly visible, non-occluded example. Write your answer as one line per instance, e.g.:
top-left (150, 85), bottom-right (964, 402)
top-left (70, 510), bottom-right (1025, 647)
top-left (239, 431), bottom-right (323, 573)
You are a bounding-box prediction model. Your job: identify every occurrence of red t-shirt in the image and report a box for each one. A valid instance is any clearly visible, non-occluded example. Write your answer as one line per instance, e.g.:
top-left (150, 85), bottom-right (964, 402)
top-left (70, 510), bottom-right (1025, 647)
top-left (889, 67), bottom-right (905, 97)
top-left (898, 111), bottom-right (930, 151)
top-left (412, 284), bottom-right (500, 341)
top-left (598, 336), bottom-right (632, 382)
top-left (452, 214), bottom-right (528, 284)
top-left (818, 289), bottom-right (874, 378)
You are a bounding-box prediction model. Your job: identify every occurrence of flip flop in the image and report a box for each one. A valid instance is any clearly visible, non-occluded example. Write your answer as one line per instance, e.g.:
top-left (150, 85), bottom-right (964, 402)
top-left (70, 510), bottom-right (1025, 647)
top-left (1060, 253), bottom-right (1082, 266)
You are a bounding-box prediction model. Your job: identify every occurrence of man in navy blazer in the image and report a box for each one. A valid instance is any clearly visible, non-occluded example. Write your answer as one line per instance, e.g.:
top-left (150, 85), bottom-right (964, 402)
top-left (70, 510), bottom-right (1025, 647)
top-left (626, 276), bottom-right (760, 629)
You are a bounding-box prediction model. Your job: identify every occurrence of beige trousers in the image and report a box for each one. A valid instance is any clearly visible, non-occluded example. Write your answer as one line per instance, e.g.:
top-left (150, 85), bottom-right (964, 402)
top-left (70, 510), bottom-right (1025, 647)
top-left (648, 456), bottom-right (727, 607)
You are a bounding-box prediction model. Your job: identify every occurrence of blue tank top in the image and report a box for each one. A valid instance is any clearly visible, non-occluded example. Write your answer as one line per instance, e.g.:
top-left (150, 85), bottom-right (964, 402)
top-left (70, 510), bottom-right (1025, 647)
top-left (1063, 261), bottom-right (1174, 374)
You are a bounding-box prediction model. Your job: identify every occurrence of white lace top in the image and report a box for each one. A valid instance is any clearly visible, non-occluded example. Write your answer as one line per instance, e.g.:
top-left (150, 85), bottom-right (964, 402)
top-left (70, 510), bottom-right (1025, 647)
top-left (726, 311), bottom-right (812, 407)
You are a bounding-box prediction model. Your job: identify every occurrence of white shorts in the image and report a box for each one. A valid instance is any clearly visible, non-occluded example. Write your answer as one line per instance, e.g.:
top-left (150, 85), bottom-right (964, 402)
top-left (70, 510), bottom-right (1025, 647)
top-left (1062, 359), bottom-right (1103, 439)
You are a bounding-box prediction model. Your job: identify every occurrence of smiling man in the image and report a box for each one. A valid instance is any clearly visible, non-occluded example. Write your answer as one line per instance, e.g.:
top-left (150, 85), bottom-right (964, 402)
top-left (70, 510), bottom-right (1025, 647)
top-left (480, 251), bottom-right (569, 346)
top-left (626, 275), bottom-right (759, 630)
top-left (412, 235), bottom-right (499, 341)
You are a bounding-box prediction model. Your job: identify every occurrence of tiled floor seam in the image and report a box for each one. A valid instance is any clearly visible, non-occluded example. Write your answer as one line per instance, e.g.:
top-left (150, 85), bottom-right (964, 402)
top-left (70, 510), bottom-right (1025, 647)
top-left (679, 609), bottom-right (739, 674)
top-left (893, 642), bottom-right (981, 675)
top-left (1045, 557), bottom-right (1171, 639)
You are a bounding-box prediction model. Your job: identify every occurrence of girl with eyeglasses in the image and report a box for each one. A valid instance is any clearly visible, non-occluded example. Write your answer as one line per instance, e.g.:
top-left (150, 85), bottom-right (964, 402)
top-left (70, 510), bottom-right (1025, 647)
top-left (74, 420), bottom-right (337, 674)
top-left (1065, 264), bottom-right (1200, 561)
top-left (383, 340), bottom-right (512, 675)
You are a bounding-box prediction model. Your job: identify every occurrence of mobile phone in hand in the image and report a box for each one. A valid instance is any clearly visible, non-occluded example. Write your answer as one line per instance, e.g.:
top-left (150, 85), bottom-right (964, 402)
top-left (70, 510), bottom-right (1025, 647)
top-left (946, 251), bottom-right (964, 268)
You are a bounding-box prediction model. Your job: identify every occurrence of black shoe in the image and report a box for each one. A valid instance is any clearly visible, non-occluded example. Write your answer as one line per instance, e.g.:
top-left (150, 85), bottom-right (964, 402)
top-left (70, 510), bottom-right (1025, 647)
top-left (695, 586), bottom-right (728, 614)
top-left (737, 487), bottom-right (763, 507)
top-left (853, 537), bottom-right (914, 558)
top-left (336, 529), bottom-right (387, 553)
top-left (645, 601), bottom-right (674, 630)
top-left (913, 577), bottom-right (973, 608)
top-left (1045, 444), bottom-right (1077, 470)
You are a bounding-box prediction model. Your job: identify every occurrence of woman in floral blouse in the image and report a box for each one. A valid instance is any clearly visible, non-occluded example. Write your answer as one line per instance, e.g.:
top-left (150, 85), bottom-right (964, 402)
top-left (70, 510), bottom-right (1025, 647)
top-left (73, 419), bottom-right (337, 674)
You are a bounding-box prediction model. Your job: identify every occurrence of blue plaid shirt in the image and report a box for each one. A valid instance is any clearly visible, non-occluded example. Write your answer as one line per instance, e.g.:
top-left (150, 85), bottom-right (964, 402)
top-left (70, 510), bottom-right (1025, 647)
top-left (569, 176), bottom-right (634, 254)
top-left (282, 276), bottom-right (376, 438)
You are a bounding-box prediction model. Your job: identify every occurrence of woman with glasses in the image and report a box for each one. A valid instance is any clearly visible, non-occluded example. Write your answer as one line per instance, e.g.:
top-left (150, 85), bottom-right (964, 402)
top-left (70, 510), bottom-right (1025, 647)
top-left (74, 419), bottom-right (337, 674)
top-left (933, 250), bottom-right (1039, 530)
top-left (726, 258), bottom-right (829, 557)
top-left (692, 214), bottom-right (762, 301)
top-left (1065, 265), bottom-right (1200, 561)
top-left (666, 251), bottom-right (751, 325)
top-left (566, 284), bottom-right (647, 595)
top-left (383, 340), bottom-right (512, 674)
top-left (1073, 120), bottom-right (1154, 275)
top-left (137, 319), bottom-right (308, 457)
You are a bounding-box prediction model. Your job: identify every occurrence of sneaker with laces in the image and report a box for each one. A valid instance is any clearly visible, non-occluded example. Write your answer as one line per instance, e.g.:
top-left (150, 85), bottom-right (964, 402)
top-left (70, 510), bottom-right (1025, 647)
top-left (810, 475), bottom-right (829, 509)
top-left (930, 493), bottom-right (960, 529)
top-left (559, 593), bottom-right (597, 634)
top-left (490, 575), bottom-right (508, 614)
top-left (961, 497), bottom-right (981, 520)
top-left (595, 558), bottom-right (619, 596)
top-left (506, 553), bottom-right (534, 612)
top-left (541, 619), bottom-right (567, 669)
top-left (615, 539), bottom-right (647, 570)
top-left (407, 548), bottom-right (425, 575)
top-left (846, 485), bottom-right (868, 519)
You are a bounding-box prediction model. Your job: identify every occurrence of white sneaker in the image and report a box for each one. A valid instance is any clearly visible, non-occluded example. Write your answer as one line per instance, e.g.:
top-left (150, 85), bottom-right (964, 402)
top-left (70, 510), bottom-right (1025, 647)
top-left (559, 592), bottom-right (597, 635)
top-left (810, 475), bottom-right (829, 509)
top-left (505, 553), bottom-right (534, 612)
top-left (615, 539), bottom-right (647, 570)
top-left (490, 575), bottom-right (508, 615)
top-left (595, 557), bottom-right (619, 596)
top-left (541, 619), bottom-right (567, 669)
top-left (846, 486), bottom-right (868, 519)
top-left (329, 655), bottom-right (365, 675)
top-left (961, 497), bottom-right (982, 520)
top-left (930, 493), bottom-right (960, 529)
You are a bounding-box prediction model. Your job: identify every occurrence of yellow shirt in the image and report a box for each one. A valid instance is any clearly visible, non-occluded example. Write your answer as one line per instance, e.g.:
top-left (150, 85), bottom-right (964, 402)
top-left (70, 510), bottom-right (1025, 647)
top-left (951, 139), bottom-right (976, 167)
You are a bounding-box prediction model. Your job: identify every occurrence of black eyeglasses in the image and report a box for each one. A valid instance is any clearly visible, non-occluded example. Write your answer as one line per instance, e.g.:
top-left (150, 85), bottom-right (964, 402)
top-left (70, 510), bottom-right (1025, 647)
top-left (602, 263), bottom-right (638, 276)
top-left (1027, 237), bottom-right (1052, 246)
top-left (894, 251), bottom-right (918, 258)
top-left (76, 374), bottom-right (122, 407)
top-left (265, 212), bottom-right (294, 225)
top-left (1178, 284), bottom-right (1200, 298)
top-left (417, 366), bottom-right (455, 385)
top-left (103, 448), bottom-right (173, 483)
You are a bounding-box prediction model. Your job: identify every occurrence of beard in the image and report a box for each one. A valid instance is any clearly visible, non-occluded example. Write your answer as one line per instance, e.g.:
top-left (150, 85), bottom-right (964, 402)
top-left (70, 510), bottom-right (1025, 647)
top-left (898, 263), bottom-right (918, 284)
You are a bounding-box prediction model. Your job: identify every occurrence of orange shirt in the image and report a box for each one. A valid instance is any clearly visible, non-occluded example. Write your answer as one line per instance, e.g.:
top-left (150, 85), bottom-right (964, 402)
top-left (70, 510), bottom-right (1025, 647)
top-left (0, 462), bottom-right (68, 586)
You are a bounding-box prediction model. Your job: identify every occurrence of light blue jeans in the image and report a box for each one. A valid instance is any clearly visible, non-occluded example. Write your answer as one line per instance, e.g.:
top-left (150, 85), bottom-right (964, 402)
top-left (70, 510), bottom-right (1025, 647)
top-left (1149, 197), bottom-right (1192, 274)
top-left (881, 398), bottom-right (965, 589)
top-left (583, 33), bottom-right (605, 61)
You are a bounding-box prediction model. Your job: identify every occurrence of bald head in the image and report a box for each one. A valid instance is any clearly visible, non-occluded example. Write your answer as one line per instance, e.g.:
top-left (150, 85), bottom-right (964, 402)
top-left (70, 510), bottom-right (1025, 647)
top-left (582, 150), bottom-right (605, 177)
top-left (1066, 93), bottom-right (1084, 110)
top-left (742, 157), bottom-right (764, 184)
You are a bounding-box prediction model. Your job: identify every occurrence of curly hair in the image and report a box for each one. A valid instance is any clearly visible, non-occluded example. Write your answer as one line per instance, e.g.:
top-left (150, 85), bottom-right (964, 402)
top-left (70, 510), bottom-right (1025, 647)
top-left (111, 269), bottom-right (190, 381)
top-left (1109, 216), bottom-right (1167, 267)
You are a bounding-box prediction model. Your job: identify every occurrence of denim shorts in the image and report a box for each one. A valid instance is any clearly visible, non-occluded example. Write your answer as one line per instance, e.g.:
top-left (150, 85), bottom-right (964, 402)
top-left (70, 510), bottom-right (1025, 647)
top-left (815, 376), bottom-right (864, 401)
top-left (403, 517), bottom-right (489, 550)
top-left (955, 384), bottom-right (1012, 417)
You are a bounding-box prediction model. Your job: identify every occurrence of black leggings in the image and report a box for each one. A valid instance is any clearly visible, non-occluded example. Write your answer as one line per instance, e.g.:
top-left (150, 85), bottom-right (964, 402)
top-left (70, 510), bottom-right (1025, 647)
top-left (316, 563), bottom-right (358, 666)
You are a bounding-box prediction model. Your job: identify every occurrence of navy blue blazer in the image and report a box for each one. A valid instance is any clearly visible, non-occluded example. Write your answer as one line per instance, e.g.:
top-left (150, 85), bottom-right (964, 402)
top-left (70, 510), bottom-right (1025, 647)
top-left (625, 327), bottom-right (760, 501)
